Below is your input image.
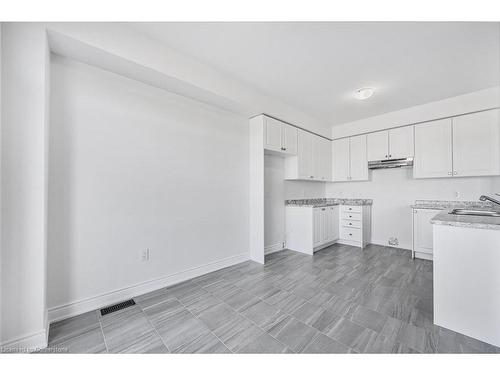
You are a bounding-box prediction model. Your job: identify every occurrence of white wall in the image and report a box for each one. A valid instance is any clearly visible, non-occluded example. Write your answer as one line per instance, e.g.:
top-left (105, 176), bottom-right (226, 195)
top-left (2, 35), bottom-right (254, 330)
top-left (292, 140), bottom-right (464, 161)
top-left (264, 154), bottom-right (325, 251)
top-left (1, 23), bottom-right (49, 347)
top-left (47, 55), bottom-right (249, 313)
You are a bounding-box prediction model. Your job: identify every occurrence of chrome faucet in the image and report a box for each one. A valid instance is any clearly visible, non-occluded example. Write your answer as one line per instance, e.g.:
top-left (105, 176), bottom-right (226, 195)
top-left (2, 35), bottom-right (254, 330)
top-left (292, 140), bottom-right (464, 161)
top-left (479, 194), bottom-right (500, 206)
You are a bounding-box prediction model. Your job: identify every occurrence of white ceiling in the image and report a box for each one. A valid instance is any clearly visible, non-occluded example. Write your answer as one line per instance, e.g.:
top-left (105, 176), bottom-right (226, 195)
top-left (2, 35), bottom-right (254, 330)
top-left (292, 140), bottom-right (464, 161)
top-left (130, 22), bottom-right (500, 126)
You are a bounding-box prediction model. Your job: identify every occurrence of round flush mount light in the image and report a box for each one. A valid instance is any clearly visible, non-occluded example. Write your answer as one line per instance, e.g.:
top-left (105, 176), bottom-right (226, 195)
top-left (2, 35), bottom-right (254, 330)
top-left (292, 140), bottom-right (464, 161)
top-left (354, 87), bottom-right (375, 100)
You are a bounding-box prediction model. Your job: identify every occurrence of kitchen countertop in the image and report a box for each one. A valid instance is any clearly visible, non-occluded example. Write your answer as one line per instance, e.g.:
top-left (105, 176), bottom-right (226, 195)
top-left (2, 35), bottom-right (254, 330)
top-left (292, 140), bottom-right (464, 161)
top-left (411, 199), bottom-right (494, 210)
top-left (430, 209), bottom-right (500, 231)
top-left (285, 198), bottom-right (373, 207)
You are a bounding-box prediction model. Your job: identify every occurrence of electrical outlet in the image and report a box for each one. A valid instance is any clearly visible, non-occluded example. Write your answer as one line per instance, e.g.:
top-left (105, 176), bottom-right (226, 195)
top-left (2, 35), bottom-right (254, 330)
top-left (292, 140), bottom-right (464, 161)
top-left (141, 248), bottom-right (150, 261)
top-left (455, 191), bottom-right (460, 199)
top-left (388, 237), bottom-right (399, 247)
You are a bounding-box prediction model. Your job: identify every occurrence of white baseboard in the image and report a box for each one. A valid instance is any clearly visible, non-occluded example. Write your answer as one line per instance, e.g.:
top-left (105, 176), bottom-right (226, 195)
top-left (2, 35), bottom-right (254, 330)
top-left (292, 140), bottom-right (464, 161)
top-left (47, 252), bottom-right (249, 324)
top-left (265, 242), bottom-right (284, 254)
top-left (0, 329), bottom-right (48, 351)
top-left (415, 251), bottom-right (433, 261)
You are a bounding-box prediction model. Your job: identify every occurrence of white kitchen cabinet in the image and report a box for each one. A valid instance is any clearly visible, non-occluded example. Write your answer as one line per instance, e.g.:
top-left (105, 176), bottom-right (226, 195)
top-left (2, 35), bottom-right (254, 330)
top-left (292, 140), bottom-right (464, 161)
top-left (367, 126), bottom-right (414, 161)
top-left (314, 136), bottom-right (332, 181)
top-left (332, 135), bottom-right (368, 182)
top-left (285, 129), bottom-right (332, 181)
top-left (389, 126), bottom-right (414, 159)
top-left (412, 208), bottom-right (440, 260)
top-left (414, 118), bottom-right (453, 178)
top-left (286, 205), bottom-right (339, 255)
top-left (452, 109), bottom-right (500, 177)
top-left (263, 116), bottom-right (298, 155)
top-left (297, 130), bottom-right (314, 179)
top-left (349, 135), bottom-right (369, 181)
top-left (367, 131), bottom-right (389, 161)
top-left (338, 205), bottom-right (371, 248)
top-left (332, 138), bottom-right (349, 181)
top-left (283, 122), bottom-right (298, 155)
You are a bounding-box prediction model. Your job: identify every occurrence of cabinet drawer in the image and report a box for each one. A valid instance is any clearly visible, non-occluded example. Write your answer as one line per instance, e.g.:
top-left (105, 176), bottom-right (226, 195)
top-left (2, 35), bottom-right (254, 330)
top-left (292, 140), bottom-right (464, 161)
top-left (341, 205), bottom-right (362, 213)
top-left (340, 226), bottom-right (362, 242)
top-left (341, 219), bottom-right (361, 229)
top-left (341, 211), bottom-right (361, 221)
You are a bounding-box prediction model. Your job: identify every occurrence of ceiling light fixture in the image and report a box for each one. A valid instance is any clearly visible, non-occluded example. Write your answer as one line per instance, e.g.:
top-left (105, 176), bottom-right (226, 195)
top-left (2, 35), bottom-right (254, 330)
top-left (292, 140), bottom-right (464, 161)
top-left (354, 87), bottom-right (374, 100)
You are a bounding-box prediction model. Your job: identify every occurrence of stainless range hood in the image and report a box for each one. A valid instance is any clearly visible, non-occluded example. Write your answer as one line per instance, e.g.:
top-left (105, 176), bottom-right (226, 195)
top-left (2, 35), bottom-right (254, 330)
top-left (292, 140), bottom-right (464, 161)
top-left (368, 157), bottom-right (414, 170)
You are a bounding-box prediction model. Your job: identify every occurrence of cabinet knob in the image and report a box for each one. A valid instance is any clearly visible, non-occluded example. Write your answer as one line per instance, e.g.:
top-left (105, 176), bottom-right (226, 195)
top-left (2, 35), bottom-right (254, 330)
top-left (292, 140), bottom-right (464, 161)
top-left (389, 154), bottom-right (392, 158)
top-left (349, 233), bottom-right (352, 236)
top-left (321, 208), bottom-right (326, 211)
top-left (453, 171), bottom-right (457, 175)
top-left (310, 175), bottom-right (314, 178)
top-left (385, 155), bottom-right (388, 158)
top-left (283, 147), bottom-right (287, 151)
top-left (349, 223), bottom-right (352, 225)
top-left (349, 208), bottom-right (352, 211)
top-left (448, 172), bottom-right (452, 175)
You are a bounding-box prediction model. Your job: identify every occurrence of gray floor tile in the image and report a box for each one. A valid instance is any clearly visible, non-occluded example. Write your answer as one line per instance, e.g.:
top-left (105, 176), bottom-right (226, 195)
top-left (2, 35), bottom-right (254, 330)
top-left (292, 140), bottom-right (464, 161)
top-left (48, 310), bottom-right (100, 345)
top-left (134, 288), bottom-right (172, 309)
top-left (173, 332), bottom-right (230, 353)
top-left (214, 314), bottom-right (264, 352)
top-left (49, 327), bottom-right (106, 353)
top-left (274, 318), bottom-right (319, 353)
top-left (197, 303), bottom-right (239, 331)
top-left (238, 332), bottom-right (289, 353)
top-left (153, 309), bottom-right (211, 352)
top-left (301, 333), bottom-right (351, 353)
top-left (46, 244), bottom-right (500, 354)
top-left (101, 309), bottom-right (157, 352)
top-left (351, 305), bottom-right (388, 333)
top-left (240, 300), bottom-right (282, 328)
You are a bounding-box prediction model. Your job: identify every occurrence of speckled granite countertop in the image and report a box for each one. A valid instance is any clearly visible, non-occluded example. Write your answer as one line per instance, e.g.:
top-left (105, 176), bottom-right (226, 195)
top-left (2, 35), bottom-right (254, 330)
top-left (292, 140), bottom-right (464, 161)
top-left (430, 210), bottom-right (500, 231)
top-left (411, 199), bottom-right (494, 210)
top-left (285, 198), bottom-right (373, 207)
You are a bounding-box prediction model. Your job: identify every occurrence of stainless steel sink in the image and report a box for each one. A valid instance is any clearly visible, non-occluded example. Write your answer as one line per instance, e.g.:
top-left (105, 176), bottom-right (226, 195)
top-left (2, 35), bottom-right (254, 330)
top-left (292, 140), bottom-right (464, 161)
top-left (449, 208), bottom-right (500, 217)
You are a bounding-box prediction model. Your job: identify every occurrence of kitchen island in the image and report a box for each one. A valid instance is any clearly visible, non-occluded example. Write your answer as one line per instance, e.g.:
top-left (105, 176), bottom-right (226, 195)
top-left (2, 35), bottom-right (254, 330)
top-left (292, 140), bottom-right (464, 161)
top-left (431, 208), bottom-right (500, 347)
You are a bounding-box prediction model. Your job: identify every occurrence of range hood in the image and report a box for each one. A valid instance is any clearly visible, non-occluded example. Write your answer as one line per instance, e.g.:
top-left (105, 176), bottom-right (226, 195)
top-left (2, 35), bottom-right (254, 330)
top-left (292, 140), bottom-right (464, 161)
top-left (368, 157), bottom-right (414, 170)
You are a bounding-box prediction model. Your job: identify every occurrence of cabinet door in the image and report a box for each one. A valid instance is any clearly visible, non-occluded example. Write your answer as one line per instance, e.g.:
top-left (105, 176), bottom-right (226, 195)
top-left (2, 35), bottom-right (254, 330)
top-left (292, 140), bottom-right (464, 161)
top-left (332, 138), bottom-right (349, 181)
top-left (314, 137), bottom-right (331, 181)
top-left (313, 208), bottom-right (321, 247)
top-left (320, 208), bottom-right (328, 243)
top-left (282, 124), bottom-right (298, 155)
top-left (322, 138), bottom-right (332, 181)
top-left (413, 209), bottom-right (440, 254)
top-left (298, 130), bottom-right (314, 179)
top-left (389, 126), bottom-right (414, 159)
top-left (349, 135), bottom-right (368, 181)
top-left (264, 117), bottom-right (283, 152)
top-left (331, 206), bottom-right (339, 241)
top-left (452, 109), bottom-right (500, 177)
top-left (367, 131), bottom-right (388, 161)
top-left (414, 118), bottom-right (453, 178)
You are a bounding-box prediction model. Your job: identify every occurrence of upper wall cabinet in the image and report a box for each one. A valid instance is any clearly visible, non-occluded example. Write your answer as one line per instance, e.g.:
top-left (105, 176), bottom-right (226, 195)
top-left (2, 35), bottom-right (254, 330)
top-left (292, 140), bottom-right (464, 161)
top-left (264, 116), bottom-right (298, 155)
top-left (285, 129), bottom-right (331, 181)
top-left (389, 126), bottom-right (414, 159)
top-left (414, 109), bottom-right (500, 179)
top-left (414, 118), bottom-right (453, 178)
top-left (332, 135), bottom-right (368, 182)
top-left (367, 125), bottom-right (414, 161)
top-left (452, 109), bottom-right (500, 177)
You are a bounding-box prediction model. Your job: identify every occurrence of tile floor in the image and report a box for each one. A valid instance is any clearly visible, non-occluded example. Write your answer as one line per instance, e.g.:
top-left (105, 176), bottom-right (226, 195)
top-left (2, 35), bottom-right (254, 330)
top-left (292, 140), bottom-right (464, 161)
top-left (46, 244), bottom-right (500, 353)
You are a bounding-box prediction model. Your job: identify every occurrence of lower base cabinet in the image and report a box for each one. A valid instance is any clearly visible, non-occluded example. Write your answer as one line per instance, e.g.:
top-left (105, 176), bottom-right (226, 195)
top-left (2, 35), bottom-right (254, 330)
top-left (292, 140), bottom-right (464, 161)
top-left (286, 205), bottom-right (339, 255)
top-left (412, 208), bottom-right (441, 260)
top-left (337, 205), bottom-right (371, 248)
